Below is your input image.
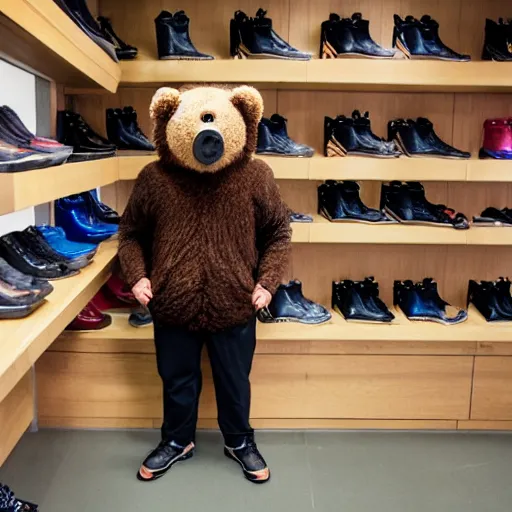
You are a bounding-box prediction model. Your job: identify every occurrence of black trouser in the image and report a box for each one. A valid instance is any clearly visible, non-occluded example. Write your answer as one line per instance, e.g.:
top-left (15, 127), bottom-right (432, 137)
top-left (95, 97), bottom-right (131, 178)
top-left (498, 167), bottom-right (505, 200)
top-left (154, 316), bottom-right (256, 448)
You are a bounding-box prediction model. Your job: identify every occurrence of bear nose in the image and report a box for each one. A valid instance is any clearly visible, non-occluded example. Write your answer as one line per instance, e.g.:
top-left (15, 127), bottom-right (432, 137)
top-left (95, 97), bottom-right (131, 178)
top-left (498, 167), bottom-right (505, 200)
top-left (193, 129), bottom-right (225, 165)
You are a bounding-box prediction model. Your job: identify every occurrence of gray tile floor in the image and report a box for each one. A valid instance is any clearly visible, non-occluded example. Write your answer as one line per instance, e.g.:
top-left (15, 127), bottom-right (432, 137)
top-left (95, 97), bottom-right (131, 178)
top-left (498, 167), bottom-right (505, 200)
top-left (1, 429), bottom-right (512, 512)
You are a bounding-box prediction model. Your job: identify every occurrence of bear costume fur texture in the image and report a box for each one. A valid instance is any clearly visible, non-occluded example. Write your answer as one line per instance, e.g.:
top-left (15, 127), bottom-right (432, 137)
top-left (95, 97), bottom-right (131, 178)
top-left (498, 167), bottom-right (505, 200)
top-left (118, 85), bottom-right (292, 332)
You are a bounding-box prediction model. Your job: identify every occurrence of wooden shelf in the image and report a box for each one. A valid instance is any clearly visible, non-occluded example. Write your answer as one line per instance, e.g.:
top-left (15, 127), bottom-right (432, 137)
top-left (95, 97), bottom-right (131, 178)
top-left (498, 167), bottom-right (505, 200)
top-left (466, 227), bottom-right (512, 246)
top-left (0, 241), bottom-right (117, 402)
top-left (57, 305), bottom-right (512, 346)
top-left (0, 0), bottom-right (120, 91)
top-left (118, 155), bottom-right (512, 183)
top-left (119, 59), bottom-right (512, 93)
top-left (0, 157), bottom-right (119, 216)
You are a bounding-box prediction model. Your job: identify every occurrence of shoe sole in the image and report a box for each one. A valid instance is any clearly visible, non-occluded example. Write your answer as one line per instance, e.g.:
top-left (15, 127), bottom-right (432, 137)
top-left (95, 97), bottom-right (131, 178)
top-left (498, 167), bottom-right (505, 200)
top-left (136, 450), bottom-right (194, 482)
top-left (396, 306), bottom-right (467, 326)
top-left (235, 43), bottom-right (311, 60)
top-left (0, 301), bottom-right (45, 319)
top-left (395, 39), bottom-right (469, 62)
top-left (68, 151), bottom-right (116, 162)
top-left (224, 448), bottom-right (270, 484)
top-left (333, 305), bottom-right (394, 324)
top-left (472, 219), bottom-right (512, 227)
top-left (257, 306), bottom-right (331, 325)
top-left (326, 138), bottom-right (400, 159)
top-left (256, 150), bottom-right (314, 158)
top-left (384, 207), bottom-right (464, 229)
top-left (394, 133), bottom-right (469, 159)
top-left (320, 207), bottom-right (396, 225)
top-left (321, 41), bottom-right (395, 59)
top-left (159, 55), bottom-right (213, 60)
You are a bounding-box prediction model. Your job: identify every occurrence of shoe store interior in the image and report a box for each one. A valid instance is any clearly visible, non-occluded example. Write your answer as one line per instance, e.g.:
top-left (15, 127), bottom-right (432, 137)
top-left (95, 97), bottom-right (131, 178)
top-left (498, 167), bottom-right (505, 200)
top-left (2, 0), bottom-right (512, 510)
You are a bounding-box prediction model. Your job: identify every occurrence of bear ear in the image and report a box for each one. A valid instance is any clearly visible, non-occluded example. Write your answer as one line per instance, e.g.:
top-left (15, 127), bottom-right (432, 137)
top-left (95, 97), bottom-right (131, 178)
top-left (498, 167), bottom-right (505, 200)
top-left (230, 86), bottom-right (263, 155)
top-left (150, 87), bottom-right (180, 121)
top-left (230, 86), bottom-right (263, 124)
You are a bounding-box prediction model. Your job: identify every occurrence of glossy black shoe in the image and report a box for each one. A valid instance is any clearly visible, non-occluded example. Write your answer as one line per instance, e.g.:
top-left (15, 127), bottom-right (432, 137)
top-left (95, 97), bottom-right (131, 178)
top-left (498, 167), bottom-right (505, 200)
top-left (225, 436), bottom-right (270, 484)
top-left (332, 277), bottom-right (394, 323)
top-left (468, 279), bottom-right (512, 322)
top-left (155, 10), bottom-right (213, 60)
top-left (57, 110), bottom-right (116, 162)
top-left (106, 108), bottom-right (154, 151)
top-left (83, 190), bottom-right (120, 225)
top-left (0, 257), bottom-right (53, 296)
top-left (393, 14), bottom-right (470, 62)
top-left (231, 9), bottom-right (311, 60)
top-left (0, 233), bottom-right (78, 280)
top-left (473, 207), bottom-right (512, 227)
top-left (325, 114), bottom-right (400, 158)
top-left (97, 16), bottom-right (138, 60)
top-left (389, 117), bottom-right (470, 159)
top-left (482, 18), bottom-right (512, 62)
top-left (320, 12), bottom-right (395, 59)
top-left (20, 226), bottom-right (90, 271)
top-left (394, 278), bottom-right (468, 325)
top-left (129, 306), bottom-right (153, 328)
top-left (137, 440), bottom-right (195, 481)
top-left (258, 280), bottom-right (331, 325)
top-left (256, 114), bottom-right (313, 157)
top-left (319, 180), bottom-right (392, 224)
top-left (54, 0), bottom-right (118, 62)
top-left (382, 181), bottom-right (469, 229)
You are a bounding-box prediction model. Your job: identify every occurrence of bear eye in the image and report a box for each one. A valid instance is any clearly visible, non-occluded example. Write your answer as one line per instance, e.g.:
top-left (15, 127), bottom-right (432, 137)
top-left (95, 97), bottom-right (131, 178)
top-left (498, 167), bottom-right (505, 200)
top-left (201, 113), bottom-right (215, 123)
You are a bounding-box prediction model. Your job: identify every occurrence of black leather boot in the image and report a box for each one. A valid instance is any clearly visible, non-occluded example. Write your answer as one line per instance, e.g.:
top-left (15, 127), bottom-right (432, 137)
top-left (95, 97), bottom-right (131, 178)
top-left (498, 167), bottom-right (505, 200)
top-left (482, 18), bottom-right (512, 61)
top-left (230, 9), bottom-right (311, 60)
top-left (325, 114), bottom-right (400, 158)
top-left (318, 180), bottom-right (392, 224)
top-left (320, 12), bottom-right (395, 59)
top-left (155, 10), bottom-right (213, 60)
top-left (473, 207), bottom-right (512, 227)
top-left (106, 108), bottom-right (154, 151)
top-left (393, 14), bottom-right (470, 61)
top-left (97, 16), bottom-right (138, 60)
top-left (388, 118), bottom-right (470, 159)
top-left (256, 114), bottom-right (313, 157)
top-left (468, 280), bottom-right (512, 322)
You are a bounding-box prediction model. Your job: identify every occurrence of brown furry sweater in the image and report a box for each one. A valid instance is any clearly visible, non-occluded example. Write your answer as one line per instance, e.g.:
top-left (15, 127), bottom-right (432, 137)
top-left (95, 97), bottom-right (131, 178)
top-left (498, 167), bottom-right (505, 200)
top-left (118, 156), bottom-right (291, 331)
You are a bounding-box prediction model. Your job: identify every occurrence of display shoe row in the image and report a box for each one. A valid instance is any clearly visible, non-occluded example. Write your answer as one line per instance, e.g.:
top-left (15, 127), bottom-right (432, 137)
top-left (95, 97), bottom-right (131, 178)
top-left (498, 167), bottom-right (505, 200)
top-left (321, 13), bottom-right (395, 59)
top-left (256, 114), bottom-right (313, 157)
top-left (318, 180), bottom-right (391, 224)
top-left (381, 182), bottom-right (469, 229)
top-left (57, 110), bottom-right (116, 162)
top-left (473, 207), bottom-right (512, 227)
top-left (257, 280), bottom-right (331, 325)
top-left (482, 18), bottom-right (512, 61)
top-left (0, 483), bottom-right (38, 511)
top-left (480, 118), bottom-right (512, 160)
top-left (54, 0), bottom-right (118, 62)
top-left (469, 278), bottom-right (512, 322)
top-left (332, 277), bottom-right (394, 323)
top-left (389, 118), bottom-right (470, 159)
top-left (55, 192), bottom-right (119, 244)
top-left (97, 16), bottom-right (138, 60)
top-left (0, 106), bottom-right (72, 173)
top-left (324, 111), bottom-right (401, 158)
top-left (394, 278), bottom-right (468, 325)
top-left (106, 107), bottom-right (154, 151)
top-left (0, 256), bottom-right (53, 319)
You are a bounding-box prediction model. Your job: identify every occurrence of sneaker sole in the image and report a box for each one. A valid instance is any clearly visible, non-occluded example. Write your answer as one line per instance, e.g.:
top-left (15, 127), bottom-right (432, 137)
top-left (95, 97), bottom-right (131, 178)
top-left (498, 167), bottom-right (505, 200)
top-left (136, 450), bottom-right (194, 482)
top-left (320, 207), bottom-right (396, 225)
top-left (224, 448), bottom-right (270, 484)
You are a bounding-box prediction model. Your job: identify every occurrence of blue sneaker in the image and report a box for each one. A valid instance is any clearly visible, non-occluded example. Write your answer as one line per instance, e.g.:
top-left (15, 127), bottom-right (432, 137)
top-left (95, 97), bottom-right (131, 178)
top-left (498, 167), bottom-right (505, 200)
top-left (55, 195), bottom-right (118, 244)
top-left (37, 225), bottom-right (98, 259)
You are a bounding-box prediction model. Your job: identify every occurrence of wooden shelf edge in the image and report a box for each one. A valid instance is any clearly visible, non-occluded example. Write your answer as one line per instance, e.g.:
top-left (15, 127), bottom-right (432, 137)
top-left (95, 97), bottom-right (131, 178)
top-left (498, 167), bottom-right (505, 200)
top-left (0, 241), bottom-right (117, 402)
top-left (0, 0), bottom-right (121, 91)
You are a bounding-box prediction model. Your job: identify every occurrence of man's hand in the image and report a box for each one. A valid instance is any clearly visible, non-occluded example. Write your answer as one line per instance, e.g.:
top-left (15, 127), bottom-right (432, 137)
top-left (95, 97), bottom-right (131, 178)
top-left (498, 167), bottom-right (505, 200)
top-left (132, 278), bottom-right (153, 306)
top-left (252, 284), bottom-right (272, 311)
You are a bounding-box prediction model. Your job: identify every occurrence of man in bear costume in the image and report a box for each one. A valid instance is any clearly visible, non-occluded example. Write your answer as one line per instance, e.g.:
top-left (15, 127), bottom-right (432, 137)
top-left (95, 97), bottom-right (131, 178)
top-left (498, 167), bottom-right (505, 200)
top-left (118, 85), bottom-right (291, 483)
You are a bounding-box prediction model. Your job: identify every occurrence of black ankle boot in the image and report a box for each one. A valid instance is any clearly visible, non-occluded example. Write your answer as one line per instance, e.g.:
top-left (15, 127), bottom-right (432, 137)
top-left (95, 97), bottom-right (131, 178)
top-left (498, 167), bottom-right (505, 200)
top-left (155, 10), bottom-right (213, 60)
top-left (393, 14), bottom-right (470, 61)
top-left (324, 114), bottom-right (400, 158)
top-left (482, 18), bottom-right (512, 61)
top-left (230, 9), bottom-right (311, 60)
top-left (320, 12), bottom-right (395, 59)
top-left (97, 16), bottom-right (138, 60)
top-left (106, 108), bottom-right (154, 151)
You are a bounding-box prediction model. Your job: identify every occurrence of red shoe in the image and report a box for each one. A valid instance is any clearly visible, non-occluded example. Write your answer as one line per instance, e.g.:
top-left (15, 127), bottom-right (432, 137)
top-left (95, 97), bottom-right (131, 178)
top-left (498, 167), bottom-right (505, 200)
top-left (105, 274), bottom-right (137, 303)
top-left (67, 302), bottom-right (112, 330)
top-left (91, 285), bottom-right (137, 312)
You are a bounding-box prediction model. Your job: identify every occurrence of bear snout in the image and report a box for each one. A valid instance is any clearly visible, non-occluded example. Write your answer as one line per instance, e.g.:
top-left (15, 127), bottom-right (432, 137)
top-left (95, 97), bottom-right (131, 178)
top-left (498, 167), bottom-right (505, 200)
top-left (193, 129), bottom-right (225, 165)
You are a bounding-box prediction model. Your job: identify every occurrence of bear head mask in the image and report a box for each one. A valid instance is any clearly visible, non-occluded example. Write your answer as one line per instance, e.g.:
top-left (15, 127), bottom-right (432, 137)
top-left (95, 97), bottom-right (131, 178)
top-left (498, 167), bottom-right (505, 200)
top-left (149, 85), bottom-right (263, 173)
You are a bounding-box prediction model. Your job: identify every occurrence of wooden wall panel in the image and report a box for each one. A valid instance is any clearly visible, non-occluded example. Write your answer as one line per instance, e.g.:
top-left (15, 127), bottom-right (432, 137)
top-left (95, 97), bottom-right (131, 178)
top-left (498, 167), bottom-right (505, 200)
top-left (471, 357), bottom-right (512, 421)
top-left (0, 371), bottom-right (33, 466)
top-left (36, 351), bottom-right (472, 421)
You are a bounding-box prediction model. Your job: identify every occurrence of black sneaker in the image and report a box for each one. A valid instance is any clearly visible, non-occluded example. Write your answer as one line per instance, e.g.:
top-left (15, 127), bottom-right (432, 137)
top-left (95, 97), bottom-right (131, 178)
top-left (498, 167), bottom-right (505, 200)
top-left (137, 440), bottom-right (194, 481)
top-left (0, 483), bottom-right (38, 511)
top-left (224, 438), bottom-right (270, 484)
